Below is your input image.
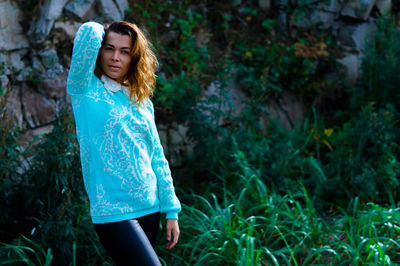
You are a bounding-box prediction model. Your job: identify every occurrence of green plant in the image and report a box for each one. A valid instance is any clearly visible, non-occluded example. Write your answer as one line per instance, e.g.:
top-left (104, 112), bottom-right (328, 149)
top-left (2, 2), bottom-right (400, 264)
top-left (322, 104), bottom-right (400, 205)
top-left (23, 110), bottom-right (109, 264)
top-left (0, 89), bottom-right (22, 180)
top-left (233, 32), bottom-right (333, 105)
top-left (127, 1), bottom-right (210, 120)
top-left (0, 235), bottom-right (53, 266)
top-left (0, 109), bottom-right (112, 265)
top-left (350, 17), bottom-right (400, 109)
top-left (159, 160), bottom-right (400, 265)
top-left (0, 87), bottom-right (32, 242)
top-left (334, 198), bottom-right (400, 265)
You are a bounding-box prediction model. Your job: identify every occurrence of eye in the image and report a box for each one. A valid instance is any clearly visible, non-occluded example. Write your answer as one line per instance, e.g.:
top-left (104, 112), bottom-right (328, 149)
top-left (104, 47), bottom-right (113, 51)
top-left (122, 50), bottom-right (130, 54)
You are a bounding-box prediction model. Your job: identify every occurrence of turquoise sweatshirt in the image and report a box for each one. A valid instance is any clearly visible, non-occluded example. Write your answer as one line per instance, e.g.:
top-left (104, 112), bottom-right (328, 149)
top-left (66, 22), bottom-right (181, 223)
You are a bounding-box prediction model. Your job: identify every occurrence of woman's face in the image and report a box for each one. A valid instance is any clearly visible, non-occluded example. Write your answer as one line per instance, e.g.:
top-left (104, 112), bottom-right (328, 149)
top-left (100, 31), bottom-right (132, 83)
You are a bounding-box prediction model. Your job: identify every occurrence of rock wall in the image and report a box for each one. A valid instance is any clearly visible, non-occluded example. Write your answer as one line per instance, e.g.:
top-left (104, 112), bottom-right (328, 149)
top-left (261, 0), bottom-right (392, 132)
top-left (0, 0), bottom-right (392, 164)
top-left (0, 0), bottom-right (128, 146)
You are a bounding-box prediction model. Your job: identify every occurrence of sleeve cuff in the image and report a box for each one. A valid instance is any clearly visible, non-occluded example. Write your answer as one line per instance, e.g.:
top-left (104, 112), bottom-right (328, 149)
top-left (166, 212), bottom-right (179, 220)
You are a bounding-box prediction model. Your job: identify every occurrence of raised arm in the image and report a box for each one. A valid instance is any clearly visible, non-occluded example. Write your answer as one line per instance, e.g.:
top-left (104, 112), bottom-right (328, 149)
top-left (67, 22), bottom-right (104, 95)
top-left (149, 100), bottom-right (182, 220)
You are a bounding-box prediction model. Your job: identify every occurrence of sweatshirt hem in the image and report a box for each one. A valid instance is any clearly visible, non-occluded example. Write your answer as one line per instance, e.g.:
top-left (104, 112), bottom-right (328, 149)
top-left (91, 206), bottom-right (161, 224)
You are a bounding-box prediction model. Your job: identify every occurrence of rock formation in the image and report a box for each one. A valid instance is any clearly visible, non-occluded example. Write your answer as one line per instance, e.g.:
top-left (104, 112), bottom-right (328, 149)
top-left (0, 0), bottom-right (393, 164)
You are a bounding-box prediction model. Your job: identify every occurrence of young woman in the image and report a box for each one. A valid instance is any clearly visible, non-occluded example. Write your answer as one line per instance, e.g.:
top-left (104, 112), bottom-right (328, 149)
top-left (66, 21), bottom-right (181, 265)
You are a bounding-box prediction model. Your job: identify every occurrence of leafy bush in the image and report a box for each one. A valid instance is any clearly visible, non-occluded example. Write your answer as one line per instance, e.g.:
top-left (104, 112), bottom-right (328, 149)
top-left (322, 104), bottom-right (400, 205)
top-left (0, 89), bottom-right (32, 242)
top-left (126, 1), bottom-right (210, 122)
top-left (0, 235), bottom-right (53, 266)
top-left (350, 17), bottom-right (400, 109)
top-left (233, 33), bottom-right (333, 102)
top-left (159, 167), bottom-right (400, 265)
top-left (1, 1), bottom-right (399, 265)
top-left (0, 110), bottom-right (111, 265)
top-left (186, 96), bottom-right (399, 209)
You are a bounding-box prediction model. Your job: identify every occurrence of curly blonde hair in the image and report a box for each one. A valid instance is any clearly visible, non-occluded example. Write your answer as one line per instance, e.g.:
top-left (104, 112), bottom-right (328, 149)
top-left (94, 21), bottom-right (158, 106)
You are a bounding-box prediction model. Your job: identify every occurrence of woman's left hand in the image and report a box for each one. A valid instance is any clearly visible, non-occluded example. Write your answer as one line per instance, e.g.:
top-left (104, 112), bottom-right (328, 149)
top-left (166, 219), bottom-right (180, 249)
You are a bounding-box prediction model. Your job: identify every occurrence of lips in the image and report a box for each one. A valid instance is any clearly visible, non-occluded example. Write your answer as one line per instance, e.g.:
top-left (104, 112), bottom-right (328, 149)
top-left (108, 65), bottom-right (120, 70)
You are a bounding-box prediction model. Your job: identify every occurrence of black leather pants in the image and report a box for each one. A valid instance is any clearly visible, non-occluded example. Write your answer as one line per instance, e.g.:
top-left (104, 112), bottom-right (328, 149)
top-left (94, 212), bottom-right (162, 266)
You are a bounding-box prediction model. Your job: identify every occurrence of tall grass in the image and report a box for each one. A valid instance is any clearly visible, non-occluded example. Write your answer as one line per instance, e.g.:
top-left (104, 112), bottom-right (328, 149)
top-left (0, 110), bottom-right (113, 265)
top-left (335, 199), bottom-right (400, 265)
top-left (1, 4), bottom-right (399, 265)
top-left (351, 17), bottom-right (400, 109)
top-left (0, 235), bottom-right (53, 266)
top-left (160, 171), bottom-right (400, 265)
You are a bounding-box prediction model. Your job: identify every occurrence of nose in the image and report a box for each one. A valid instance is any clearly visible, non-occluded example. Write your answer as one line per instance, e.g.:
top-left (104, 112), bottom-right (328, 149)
top-left (111, 51), bottom-right (120, 61)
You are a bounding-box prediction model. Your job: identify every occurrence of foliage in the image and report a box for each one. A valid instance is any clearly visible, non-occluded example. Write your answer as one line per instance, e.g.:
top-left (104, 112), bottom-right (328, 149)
top-left (321, 104), bottom-right (400, 205)
top-left (233, 33), bottom-right (333, 103)
top-left (0, 235), bottom-right (53, 266)
top-left (0, 89), bottom-right (22, 180)
top-left (0, 110), bottom-right (112, 265)
top-left (183, 79), bottom-right (399, 208)
top-left (159, 169), bottom-right (400, 265)
top-left (126, 1), bottom-right (210, 121)
top-left (0, 88), bottom-right (30, 241)
top-left (350, 17), bottom-right (400, 109)
top-left (1, 1), bottom-right (400, 265)
top-left (240, 105), bottom-right (398, 208)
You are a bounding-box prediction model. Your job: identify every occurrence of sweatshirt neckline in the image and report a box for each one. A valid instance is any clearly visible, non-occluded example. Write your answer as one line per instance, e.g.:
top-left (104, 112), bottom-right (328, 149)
top-left (101, 75), bottom-right (130, 97)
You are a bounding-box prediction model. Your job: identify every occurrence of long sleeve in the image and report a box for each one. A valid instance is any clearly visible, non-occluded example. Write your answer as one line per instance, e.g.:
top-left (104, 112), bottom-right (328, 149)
top-left (149, 101), bottom-right (182, 219)
top-left (67, 22), bottom-right (104, 95)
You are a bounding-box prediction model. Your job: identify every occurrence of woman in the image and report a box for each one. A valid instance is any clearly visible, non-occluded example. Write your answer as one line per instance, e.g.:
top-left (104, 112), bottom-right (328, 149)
top-left (66, 21), bottom-right (181, 265)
